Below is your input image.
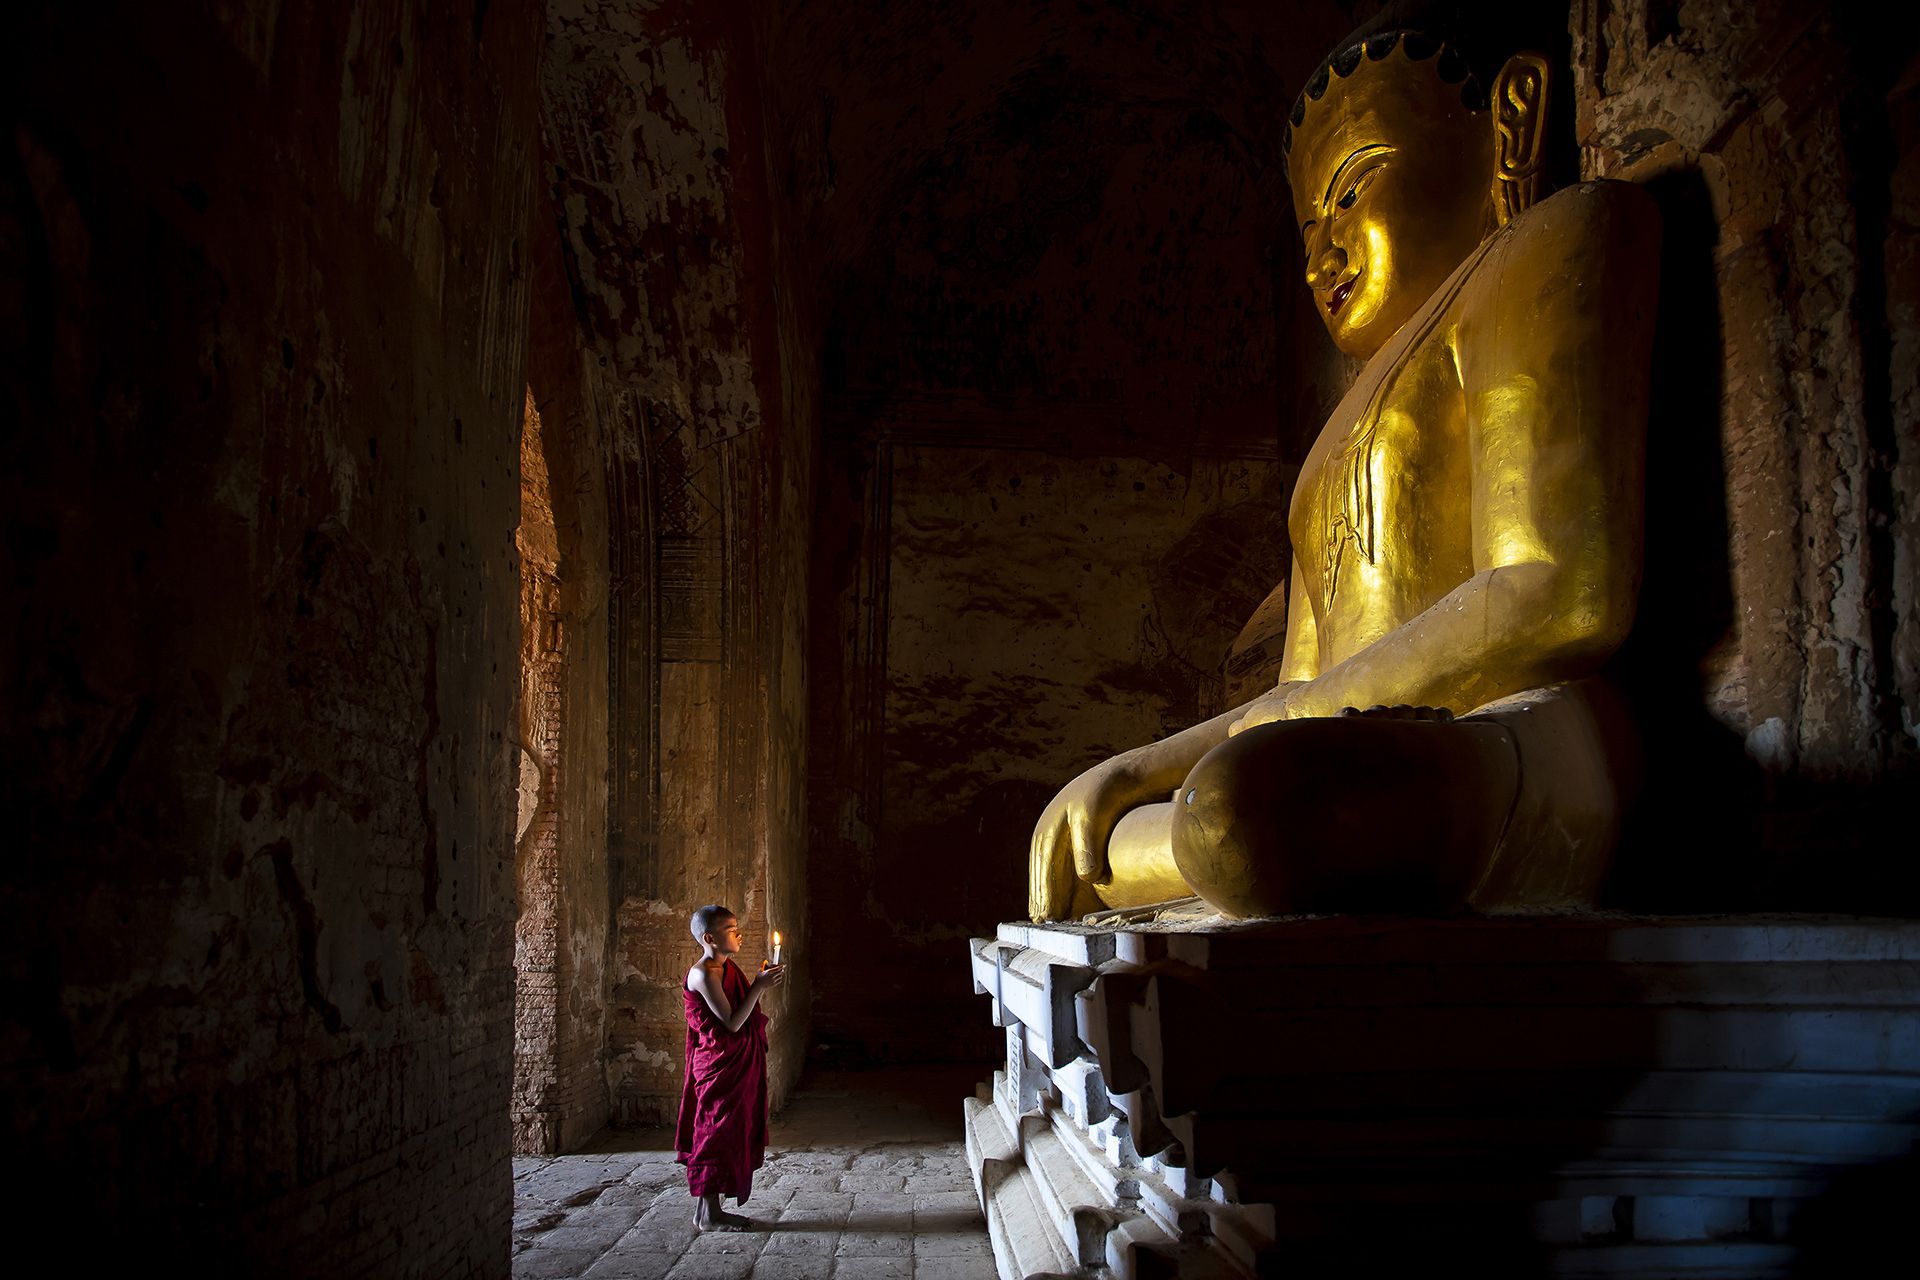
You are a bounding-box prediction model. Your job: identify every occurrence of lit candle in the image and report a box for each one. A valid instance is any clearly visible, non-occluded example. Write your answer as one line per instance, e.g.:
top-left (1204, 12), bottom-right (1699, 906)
top-left (772, 930), bottom-right (783, 966)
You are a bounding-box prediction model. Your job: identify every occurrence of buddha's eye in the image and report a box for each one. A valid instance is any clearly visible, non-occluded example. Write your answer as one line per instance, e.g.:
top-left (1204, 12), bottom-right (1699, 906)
top-left (1336, 165), bottom-right (1383, 212)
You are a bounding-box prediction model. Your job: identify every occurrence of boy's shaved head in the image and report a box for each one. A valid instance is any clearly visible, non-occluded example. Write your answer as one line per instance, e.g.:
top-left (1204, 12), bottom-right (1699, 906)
top-left (689, 904), bottom-right (735, 943)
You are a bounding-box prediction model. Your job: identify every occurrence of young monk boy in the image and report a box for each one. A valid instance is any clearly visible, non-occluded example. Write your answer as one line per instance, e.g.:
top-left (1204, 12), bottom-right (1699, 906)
top-left (675, 904), bottom-right (786, 1231)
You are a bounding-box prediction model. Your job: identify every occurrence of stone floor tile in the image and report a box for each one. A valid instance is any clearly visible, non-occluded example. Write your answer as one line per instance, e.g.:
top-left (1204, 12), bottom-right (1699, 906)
top-left (517, 1070), bottom-right (991, 1280)
top-left (559, 1205), bottom-right (649, 1232)
top-left (910, 1256), bottom-right (997, 1280)
top-left (900, 1176), bottom-right (971, 1195)
top-left (839, 1173), bottom-right (906, 1193)
top-left (741, 1186), bottom-right (795, 1212)
top-left (780, 1190), bottom-right (855, 1226)
top-left (769, 1173), bottom-right (838, 1195)
top-left (909, 1193), bottom-right (977, 1216)
top-left (910, 1210), bottom-right (984, 1239)
top-left (527, 1204), bottom-right (640, 1250)
top-left (911, 1233), bottom-right (991, 1258)
top-left (835, 1231), bottom-right (912, 1257)
top-left (760, 1228), bottom-right (840, 1256)
top-left (581, 1249), bottom-right (676, 1280)
top-left (847, 1198), bottom-right (913, 1234)
top-left (639, 1198), bottom-right (701, 1229)
top-left (524, 1175), bottom-right (630, 1210)
top-left (830, 1258), bottom-right (912, 1280)
top-left (514, 1245), bottom-right (606, 1278)
top-left (628, 1216), bottom-right (698, 1253)
top-left (534, 1220), bottom-right (638, 1256)
top-left (851, 1190), bottom-right (914, 1210)
top-left (664, 1255), bottom-right (758, 1280)
top-left (681, 1230), bottom-right (769, 1257)
top-left (611, 1227), bottom-right (700, 1257)
top-left (779, 1151), bottom-right (853, 1170)
top-left (517, 1207), bottom-right (569, 1234)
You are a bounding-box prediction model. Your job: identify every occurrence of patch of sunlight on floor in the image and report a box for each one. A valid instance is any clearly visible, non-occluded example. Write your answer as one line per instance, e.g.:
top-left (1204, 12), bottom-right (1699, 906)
top-left (511, 1066), bottom-right (997, 1280)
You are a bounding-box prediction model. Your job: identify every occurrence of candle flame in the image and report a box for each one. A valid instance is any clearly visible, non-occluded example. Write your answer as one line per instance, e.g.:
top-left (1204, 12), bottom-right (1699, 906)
top-left (772, 931), bottom-right (782, 945)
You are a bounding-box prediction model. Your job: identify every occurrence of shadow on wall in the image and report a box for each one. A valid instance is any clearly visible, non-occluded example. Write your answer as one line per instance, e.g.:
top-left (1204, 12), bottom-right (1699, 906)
top-left (1605, 164), bottom-right (1762, 911)
top-left (1606, 159), bottom-right (1917, 917)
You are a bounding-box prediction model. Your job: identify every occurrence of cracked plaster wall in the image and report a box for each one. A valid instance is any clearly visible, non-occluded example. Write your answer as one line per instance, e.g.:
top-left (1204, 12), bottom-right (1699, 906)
top-left (4, 0), bottom-right (541, 1271)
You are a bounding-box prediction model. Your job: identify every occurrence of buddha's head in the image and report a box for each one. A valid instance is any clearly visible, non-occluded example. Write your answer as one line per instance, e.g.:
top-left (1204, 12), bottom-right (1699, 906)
top-left (1285, 24), bottom-right (1553, 360)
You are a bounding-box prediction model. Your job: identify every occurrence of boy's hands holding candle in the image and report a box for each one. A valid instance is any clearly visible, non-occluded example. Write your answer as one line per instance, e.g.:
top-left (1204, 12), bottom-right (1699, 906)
top-left (755, 929), bottom-right (786, 989)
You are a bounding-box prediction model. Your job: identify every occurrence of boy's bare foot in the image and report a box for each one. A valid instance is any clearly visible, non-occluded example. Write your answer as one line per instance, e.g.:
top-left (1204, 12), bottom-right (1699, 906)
top-left (694, 1197), bottom-right (753, 1232)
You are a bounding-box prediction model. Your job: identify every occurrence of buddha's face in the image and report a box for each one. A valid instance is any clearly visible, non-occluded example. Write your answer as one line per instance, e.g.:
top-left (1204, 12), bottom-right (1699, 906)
top-left (1290, 50), bottom-right (1496, 361)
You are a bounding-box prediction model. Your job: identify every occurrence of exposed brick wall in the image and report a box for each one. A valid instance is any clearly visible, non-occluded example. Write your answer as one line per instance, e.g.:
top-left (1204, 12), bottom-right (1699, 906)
top-left (1572, 0), bottom-right (1920, 904)
top-left (520, 157), bottom-right (620, 1157)
top-left (3, 1), bottom-right (542, 1271)
top-left (513, 392), bottom-right (569, 1153)
top-left (542, 0), bottom-right (817, 1125)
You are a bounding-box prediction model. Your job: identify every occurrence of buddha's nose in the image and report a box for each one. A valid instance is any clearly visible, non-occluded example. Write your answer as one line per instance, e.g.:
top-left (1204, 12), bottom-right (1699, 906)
top-left (1306, 240), bottom-right (1347, 292)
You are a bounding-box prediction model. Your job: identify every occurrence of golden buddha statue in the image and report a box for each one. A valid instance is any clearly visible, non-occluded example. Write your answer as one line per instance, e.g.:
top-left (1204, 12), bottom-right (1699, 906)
top-left (1029, 24), bottom-right (1660, 921)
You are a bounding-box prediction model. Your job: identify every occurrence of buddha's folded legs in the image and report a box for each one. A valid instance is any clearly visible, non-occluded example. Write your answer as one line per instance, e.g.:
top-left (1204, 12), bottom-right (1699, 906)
top-left (1093, 681), bottom-right (1631, 919)
top-left (1092, 804), bottom-right (1188, 910)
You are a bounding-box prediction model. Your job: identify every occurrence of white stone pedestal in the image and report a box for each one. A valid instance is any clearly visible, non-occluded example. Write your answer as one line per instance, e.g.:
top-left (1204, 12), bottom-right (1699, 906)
top-left (964, 913), bottom-right (1920, 1278)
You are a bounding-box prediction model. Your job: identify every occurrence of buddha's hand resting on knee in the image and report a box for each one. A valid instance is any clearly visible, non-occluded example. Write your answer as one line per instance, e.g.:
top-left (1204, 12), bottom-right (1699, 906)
top-left (1029, 753), bottom-right (1159, 921)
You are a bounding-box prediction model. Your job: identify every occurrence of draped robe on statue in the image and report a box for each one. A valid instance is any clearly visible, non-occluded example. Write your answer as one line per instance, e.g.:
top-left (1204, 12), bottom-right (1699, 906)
top-left (675, 958), bottom-right (769, 1201)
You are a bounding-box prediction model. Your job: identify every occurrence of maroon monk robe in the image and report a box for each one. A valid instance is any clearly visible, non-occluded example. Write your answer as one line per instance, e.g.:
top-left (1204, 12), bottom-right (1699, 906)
top-left (675, 958), bottom-right (769, 1201)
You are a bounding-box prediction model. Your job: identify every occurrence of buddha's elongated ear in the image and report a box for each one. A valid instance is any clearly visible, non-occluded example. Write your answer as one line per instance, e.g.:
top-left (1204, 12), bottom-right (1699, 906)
top-left (1491, 52), bottom-right (1550, 226)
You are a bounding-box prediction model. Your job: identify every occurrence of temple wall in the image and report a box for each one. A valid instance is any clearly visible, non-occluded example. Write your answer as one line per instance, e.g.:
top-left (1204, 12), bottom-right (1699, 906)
top-left (1573, 0), bottom-right (1919, 904)
top-left (541, 0), bottom-right (815, 1126)
top-left (782, 0), bottom-right (1364, 1066)
top-left (2, 0), bottom-right (541, 1271)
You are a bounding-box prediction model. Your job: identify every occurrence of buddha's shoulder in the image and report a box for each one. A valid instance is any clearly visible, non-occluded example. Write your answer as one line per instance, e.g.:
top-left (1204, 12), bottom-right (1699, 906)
top-left (1490, 181), bottom-right (1660, 269)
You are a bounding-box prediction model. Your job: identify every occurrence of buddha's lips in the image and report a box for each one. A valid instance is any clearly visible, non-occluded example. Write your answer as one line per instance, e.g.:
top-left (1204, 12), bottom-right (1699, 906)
top-left (1327, 278), bottom-right (1356, 315)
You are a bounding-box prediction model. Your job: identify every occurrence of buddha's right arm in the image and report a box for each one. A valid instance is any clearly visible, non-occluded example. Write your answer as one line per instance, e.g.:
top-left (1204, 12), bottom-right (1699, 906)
top-left (1029, 705), bottom-right (1245, 919)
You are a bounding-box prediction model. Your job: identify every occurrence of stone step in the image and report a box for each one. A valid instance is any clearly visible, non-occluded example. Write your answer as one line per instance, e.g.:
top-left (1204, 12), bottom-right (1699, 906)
top-left (965, 1087), bottom-right (1019, 1212)
top-left (1020, 1112), bottom-right (1119, 1266)
top-left (1043, 1100), bottom-right (1135, 1204)
top-left (1130, 1151), bottom-right (1275, 1276)
top-left (1104, 1215), bottom-right (1252, 1280)
top-left (1160, 1105), bottom-right (1918, 1183)
top-left (966, 1092), bottom-right (1078, 1278)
